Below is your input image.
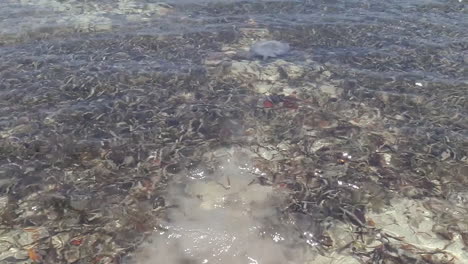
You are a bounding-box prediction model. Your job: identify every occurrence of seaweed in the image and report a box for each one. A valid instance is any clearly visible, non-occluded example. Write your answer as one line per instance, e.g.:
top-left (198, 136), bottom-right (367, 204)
top-left (0, 0), bottom-right (467, 263)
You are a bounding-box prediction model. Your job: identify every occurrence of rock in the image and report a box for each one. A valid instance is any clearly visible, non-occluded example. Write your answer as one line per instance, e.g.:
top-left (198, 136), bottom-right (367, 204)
top-left (229, 61), bottom-right (261, 79)
top-left (64, 246), bottom-right (81, 263)
top-left (51, 233), bottom-right (71, 250)
top-left (69, 195), bottom-right (92, 211)
top-left (17, 227), bottom-right (49, 247)
top-left (252, 82), bottom-right (274, 94)
top-left (0, 247), bottom-right (29, 262)
top-left (257, 147), bottom-right (281, 161)
top-left (319, 83), bottom-right (343, 98)
top-left (277, 60), bottom-right (304, 79)
top-left (228, 60), bottom-right (304, 85)
top-left (0, 196), bottom-right (8, 211)
top-left (310, 138), bottom-right (341, 153)
top-left (327, 222), bottom-right (355, 250)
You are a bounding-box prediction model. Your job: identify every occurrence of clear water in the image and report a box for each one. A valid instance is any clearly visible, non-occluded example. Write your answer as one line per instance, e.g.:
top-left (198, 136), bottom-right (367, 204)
top-left (0, 0), bottom-right (467, 263)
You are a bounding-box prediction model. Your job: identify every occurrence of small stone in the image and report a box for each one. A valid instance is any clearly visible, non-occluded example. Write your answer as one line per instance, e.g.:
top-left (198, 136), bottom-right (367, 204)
top-left (440, 149), bottom-right (451, 161)
top-left (382, 153), bottom-right (392, 165)
top-left (394, 114), bottom-right (405, 120)
top-left (322, 70), bottom-right (332, 78)
top-left (123, 156), bottom-right (135, 166)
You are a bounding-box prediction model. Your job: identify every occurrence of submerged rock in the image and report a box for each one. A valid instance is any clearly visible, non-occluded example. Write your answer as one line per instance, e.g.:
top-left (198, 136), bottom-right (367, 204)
top-left (250, 40), bottom-right (290, 60)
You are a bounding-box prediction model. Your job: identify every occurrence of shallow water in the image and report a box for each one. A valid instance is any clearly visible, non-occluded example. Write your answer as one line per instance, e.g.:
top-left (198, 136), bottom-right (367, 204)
top-left (0, 0), bottom-right (467, 263)
top-left (133, 151), bottom-right (307, 264)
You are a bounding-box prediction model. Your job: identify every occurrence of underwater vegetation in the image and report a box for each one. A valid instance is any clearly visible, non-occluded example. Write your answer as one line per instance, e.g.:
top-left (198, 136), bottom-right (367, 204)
top-left (0, 0), bottom-right (467, 263)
